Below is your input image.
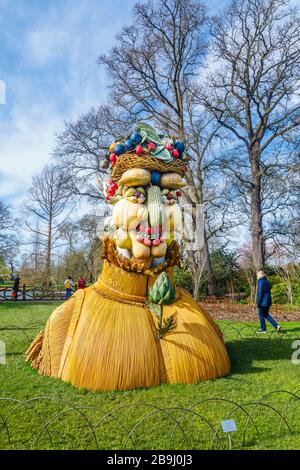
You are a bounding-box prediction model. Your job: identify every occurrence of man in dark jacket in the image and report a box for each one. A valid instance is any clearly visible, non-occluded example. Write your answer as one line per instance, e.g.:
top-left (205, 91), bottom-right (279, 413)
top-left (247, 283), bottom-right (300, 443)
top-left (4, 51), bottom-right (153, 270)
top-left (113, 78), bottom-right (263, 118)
top-left (13, 275), bottom-right (20, 301)
top-left (257, 271), bottom-right (281, 333)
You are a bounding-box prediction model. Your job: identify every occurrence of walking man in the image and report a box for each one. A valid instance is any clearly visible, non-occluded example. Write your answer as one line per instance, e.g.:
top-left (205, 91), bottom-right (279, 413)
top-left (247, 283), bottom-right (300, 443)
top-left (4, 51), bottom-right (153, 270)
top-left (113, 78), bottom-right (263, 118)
top-left (257, 271), bottom-right (281, 334)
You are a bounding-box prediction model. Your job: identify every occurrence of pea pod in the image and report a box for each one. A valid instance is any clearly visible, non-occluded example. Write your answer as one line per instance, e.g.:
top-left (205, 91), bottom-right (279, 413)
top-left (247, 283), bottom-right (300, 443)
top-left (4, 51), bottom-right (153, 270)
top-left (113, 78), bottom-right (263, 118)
top-left (108, 195), bottom-right (122, 205)
top-left (127, 195), bottom-right (138, 203)
top-left (117, 184), bottom-right (123, 195)
top-left (136, 186), bottom-right (146, 195)
top-left (124, 188), bottom-right (137, 198)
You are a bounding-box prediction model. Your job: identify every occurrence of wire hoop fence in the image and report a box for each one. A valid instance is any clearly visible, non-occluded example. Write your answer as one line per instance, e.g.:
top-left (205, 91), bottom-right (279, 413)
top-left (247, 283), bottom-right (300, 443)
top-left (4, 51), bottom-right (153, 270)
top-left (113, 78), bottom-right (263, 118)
top-left (1, 317), bottom-right (300, 449)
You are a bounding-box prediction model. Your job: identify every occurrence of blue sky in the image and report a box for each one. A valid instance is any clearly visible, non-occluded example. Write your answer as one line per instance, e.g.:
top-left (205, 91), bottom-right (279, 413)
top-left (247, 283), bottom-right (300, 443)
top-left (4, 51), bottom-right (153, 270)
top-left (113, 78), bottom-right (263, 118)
top-left (0, 0), bottom-right (228, 207)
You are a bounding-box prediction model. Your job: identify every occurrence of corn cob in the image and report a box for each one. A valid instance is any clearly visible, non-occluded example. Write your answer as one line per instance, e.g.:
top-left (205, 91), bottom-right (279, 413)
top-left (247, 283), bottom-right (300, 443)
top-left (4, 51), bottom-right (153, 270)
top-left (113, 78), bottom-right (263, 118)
top-left (146, 186), bottom-right (165, 238)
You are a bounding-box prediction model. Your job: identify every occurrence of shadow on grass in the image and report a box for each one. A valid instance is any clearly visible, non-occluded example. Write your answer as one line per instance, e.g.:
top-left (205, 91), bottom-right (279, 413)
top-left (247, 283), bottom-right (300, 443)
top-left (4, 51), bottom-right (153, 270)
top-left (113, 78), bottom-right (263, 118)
top-left (226, 337), bottom-right (293, 375)
top-left (0, 301), bottom-right (63, 310)
top-left (280, 327), bottom-right (300, 333)
top-left (5, 352), bottom-right (24, 357)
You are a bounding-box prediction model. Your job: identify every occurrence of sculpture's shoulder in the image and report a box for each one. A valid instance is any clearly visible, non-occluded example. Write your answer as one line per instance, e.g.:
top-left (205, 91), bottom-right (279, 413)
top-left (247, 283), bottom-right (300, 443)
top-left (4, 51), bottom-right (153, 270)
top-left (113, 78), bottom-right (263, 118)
top-left (48, 288), bottom-right (86, 324)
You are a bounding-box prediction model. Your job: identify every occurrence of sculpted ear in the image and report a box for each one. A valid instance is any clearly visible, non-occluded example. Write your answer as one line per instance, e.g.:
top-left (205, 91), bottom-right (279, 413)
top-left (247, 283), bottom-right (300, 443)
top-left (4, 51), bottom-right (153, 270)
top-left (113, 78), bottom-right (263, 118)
top-left (112, 199), bottom-right (125, 226)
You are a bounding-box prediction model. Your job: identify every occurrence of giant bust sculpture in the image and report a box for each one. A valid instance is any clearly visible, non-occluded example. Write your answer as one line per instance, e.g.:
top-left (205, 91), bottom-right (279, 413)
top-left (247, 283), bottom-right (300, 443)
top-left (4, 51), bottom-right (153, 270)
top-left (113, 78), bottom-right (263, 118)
top-left (27, 124), bottom-right (230, 391)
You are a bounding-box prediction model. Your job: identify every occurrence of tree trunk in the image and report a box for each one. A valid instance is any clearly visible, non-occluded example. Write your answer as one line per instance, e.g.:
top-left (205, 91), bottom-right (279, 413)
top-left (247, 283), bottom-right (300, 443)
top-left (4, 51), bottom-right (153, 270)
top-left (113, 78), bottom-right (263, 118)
top-left (187, 172), bottom-right (217, 297)
top-left (193, 274), bottom-right (201, 300)
top-left (44, 217), bottom-right (52, 288)
top-left (203, 228), bottom-right (217, 296)
top-left (250, 144), bottom-right (265, 271)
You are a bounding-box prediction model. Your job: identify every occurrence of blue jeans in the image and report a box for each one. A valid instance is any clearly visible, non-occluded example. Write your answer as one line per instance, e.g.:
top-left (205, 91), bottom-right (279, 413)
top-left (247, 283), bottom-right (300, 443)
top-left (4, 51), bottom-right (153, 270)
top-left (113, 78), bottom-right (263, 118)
top-left (258, 307), bottom-right (278, 331)
top-left (65, 288), bottom-right (72, 300)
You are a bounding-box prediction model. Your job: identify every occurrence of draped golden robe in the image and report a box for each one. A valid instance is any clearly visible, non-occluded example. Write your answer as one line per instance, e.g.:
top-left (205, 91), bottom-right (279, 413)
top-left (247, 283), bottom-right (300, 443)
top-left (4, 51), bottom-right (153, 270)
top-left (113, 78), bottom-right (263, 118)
top-left (26, 239), bottom-right (230, 391)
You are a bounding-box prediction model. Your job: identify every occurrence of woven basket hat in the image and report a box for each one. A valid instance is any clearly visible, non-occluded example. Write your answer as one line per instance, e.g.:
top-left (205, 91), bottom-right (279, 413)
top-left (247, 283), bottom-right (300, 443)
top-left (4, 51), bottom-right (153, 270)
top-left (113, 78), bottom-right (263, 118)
top-left (109, 123), bottom-right (188, 181)
top-left (111, 149), bottom-right (186, 181)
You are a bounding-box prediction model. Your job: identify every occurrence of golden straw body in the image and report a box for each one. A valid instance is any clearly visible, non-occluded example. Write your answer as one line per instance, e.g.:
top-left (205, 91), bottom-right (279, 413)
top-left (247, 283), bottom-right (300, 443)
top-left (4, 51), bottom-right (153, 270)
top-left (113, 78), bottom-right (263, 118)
top-left (27, 243), bottom-right (231, 391)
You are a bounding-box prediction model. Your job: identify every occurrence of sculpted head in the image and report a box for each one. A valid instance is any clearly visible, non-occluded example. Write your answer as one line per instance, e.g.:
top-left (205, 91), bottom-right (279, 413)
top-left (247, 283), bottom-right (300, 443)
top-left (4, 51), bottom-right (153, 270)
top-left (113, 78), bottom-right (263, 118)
top-left (104, 124), bottom-right (189, 268)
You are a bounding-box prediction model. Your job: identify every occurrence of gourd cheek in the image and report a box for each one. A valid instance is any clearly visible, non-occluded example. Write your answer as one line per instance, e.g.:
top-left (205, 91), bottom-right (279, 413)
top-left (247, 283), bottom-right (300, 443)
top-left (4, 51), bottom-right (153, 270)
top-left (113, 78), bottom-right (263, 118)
top-left (116, 200), bottom-right (149, 231)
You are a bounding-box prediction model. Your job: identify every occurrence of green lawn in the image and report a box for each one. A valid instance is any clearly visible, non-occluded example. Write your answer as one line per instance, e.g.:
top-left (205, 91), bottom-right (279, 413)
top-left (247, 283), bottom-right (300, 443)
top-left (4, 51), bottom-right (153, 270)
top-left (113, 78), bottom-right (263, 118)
top-left (1, 301), bottom-right (300, 450)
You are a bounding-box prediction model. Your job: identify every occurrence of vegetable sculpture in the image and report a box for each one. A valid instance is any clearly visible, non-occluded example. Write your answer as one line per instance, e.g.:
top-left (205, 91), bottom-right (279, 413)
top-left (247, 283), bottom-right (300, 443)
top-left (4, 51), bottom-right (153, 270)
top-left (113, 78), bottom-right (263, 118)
top-left (26, 123), bottom-right (231, 391)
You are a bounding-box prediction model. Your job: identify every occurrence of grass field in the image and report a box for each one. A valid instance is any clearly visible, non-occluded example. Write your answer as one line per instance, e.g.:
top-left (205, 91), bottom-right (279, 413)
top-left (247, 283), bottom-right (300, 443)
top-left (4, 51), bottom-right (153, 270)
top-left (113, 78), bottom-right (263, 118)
top-left (1, 301), bottom-right (300, 450)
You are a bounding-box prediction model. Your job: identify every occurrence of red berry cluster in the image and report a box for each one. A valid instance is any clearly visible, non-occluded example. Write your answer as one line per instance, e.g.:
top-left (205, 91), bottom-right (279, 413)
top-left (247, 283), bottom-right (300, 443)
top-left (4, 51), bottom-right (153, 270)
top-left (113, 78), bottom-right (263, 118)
top-left (148, 142), bottom-right (155, 151)
top-left (165, 143), bottom-right (180, 158)
top-left (135, 145), bottom-right (143, 155)
top-left (105, 180), bottom-right (118, 201)
top-left (109, 154), bottom-right (117, 165)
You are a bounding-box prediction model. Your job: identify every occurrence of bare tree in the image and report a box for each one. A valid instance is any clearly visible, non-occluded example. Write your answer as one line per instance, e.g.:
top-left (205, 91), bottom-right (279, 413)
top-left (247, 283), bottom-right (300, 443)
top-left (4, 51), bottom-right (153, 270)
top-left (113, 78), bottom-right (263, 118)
top-left (2, 245), bottom-right (19, 278)
top-left (0, 201), bottom-right (10, 231)
top-left (27, 165), bottom-right (71, 286)
top-left (199, 0), bottom-right (300, 270)
top-left (99, 0), bottom-right (227, 296)
top-left (0, 201), bottom-right (14, 252)
top-left (0, 200), bottom-right (19, 270)
top-left (79, 214), bottom-right (102, 277)
top-left (31, 218), bottom-right (43, 273)
top-left (180, 106), bottom-right (242, 297)
top-left (59, 214), bottom-right (102, 279)
top-left (54, 105), bottom-right (134, 202)
top-left (263, 162), bottom-right (300, 259)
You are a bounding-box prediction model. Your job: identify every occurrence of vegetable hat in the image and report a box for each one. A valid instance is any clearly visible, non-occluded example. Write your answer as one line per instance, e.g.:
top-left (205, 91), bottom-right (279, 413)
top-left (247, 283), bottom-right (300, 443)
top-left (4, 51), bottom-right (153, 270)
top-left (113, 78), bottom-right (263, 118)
top-left (107, 123), bottom-right (189, 181)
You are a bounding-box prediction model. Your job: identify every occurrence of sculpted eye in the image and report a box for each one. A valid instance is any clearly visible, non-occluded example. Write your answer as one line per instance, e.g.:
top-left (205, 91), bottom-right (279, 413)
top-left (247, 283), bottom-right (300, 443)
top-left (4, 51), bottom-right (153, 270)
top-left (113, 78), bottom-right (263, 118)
top-left (160, 173), bottom-right (186, 189)
top-left (118, 169), bottom-right (151, 187)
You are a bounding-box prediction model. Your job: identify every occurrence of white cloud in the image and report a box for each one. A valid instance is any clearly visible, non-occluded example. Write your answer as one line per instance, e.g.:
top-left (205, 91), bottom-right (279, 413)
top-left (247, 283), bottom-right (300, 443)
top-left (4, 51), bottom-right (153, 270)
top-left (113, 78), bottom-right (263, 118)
top-left (1, 109), bottom-right (60, 186)
top-left (25, 28), bottom-right (67, 66)
top-left (0, 83), bottom-right (63, 204)
top-left (0, 0), bottom-right (137, 208)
